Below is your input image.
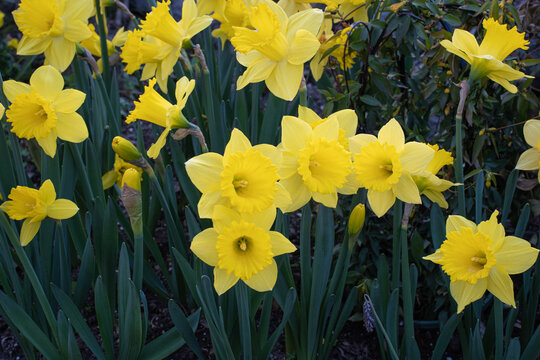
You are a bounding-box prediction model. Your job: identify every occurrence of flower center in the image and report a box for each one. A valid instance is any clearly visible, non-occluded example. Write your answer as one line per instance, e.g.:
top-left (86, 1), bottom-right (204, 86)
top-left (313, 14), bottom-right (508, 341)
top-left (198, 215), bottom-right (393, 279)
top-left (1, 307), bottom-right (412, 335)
top-left (216, 221), bottom-right (273, 280)
top-left (6, 92), bottom-right (57, 140)
top-left (231, 3), bottom-right (288, 62)
top-left (297, 137), bottom-right (351, 193)
top-left (438, 227), bottom-right (496, 284)
top-left (220, 148), bottom-right (279, 213)
top-left (353, 141), bottom-right (402, 192)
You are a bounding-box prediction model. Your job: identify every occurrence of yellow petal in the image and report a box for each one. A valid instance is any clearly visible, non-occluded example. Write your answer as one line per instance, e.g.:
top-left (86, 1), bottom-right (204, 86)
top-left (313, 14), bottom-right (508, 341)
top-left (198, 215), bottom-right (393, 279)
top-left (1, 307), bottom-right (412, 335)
top-left (378, 118), bottom-right (404, 153)
top-left (288, 29), bottom-right (320, 65)
top-left (265, 60), bottom-right (302, 101)
top-left (147, 128), bottom-right (170, 159)
top-left (367, 189), bottom-right (395, 218)
top-left (253, 144), bottom-right (282, 167)
top-left (37, 130), bottom-right (58, 158)
top-left (47, 199), bottom-right (79, 219)
top-left (446, 215), bottom-right (477, 233)
top-left (3, 80), bottom-right (31, 103)
top-left (274, 183), bottom-right (292, 210)
top-left (269, 231), bottom-right (296, 256)
top-left (52, 89), bottom-right (86, 113)
top-left (422, 189), bottom-right (448, 208)
top-left (243, 259), bottom-right (277, 292)
top-left (349, 134), bottom-right (377, 153)
top-left (39, 179), bottom-right (56, 204)
top-left (523, 120), bottom-right (540, 148)
top-left (191, 228), bottom-right (219, 266)
top-left (452, 29), bottom-right (479, 57)
top-left (224, 128), bottom-right (252, 159)
top-left (63, 0), bottom-right (94, 22)
top-left (64, 20), bottom-right (93, 42)
top-left (20, 218), bottom-right (41, 246)
top-left (175, 77), bottom-right (196, 109)
top-left (440, 39), bottom-right (472, 64)
top-left (30, 65), bottom-right (64, 101)
top-left (515, 149), bottom-right (540, 171)
top-left (487, 266), bottom-right (515, 308)
top-left (185, 152), bottom-right (224, 193)
top-left (450, 278), bottom-right (487, 314)
top-left (339, 172), bottom-right (360, 195)
top-left (212, 205), bottom-right (242, 233)
top-left (279, 151), bottom-right (299, 179)
top-left (486, 73), bottom-right (517, 93)
top-left (185, 16), bottom-right (214, 39)
top-left (393, 173), bottom-right (421, 204)
top-left (241, 206), bottom-right (276, 231)
top-left (279, 174), bottom-right (312, 212)
top-left (198, 187), bottom-right (223, 219)
top-left (17, 36), bottom-right (51, 56)
top-left (330, 109), bottom-right (358, 138)
top-left (214, 267), bottom-right (239, 295)
top-left (477, 210), bottom-right (505, 250)
top-left (286, 8), bottom-right (323, 41)
top-left (495, 236), bottom-right (539, 274)
top-left (479, 18), bottom-right (529, 61)
top-left (312, 191), bottom-right (338, 208)
top-left (281, 116), bottom-right (311, 152)
top-left (298, 106), bottom-right (321, 124)
top-left (400, 142), bottom-right (435, 174)
top-left (56, 112), bottom-right (88, 143)
top-left (312, 116), bottom-right (339, 141)
top-left (44, 37), bottom-right (76, 72)
top-left (423, 249), bottom-right (444, 263)
top-left (102, 170), bottom-right (117, 190)
top-left (237, 56), bottom-right (276, 89)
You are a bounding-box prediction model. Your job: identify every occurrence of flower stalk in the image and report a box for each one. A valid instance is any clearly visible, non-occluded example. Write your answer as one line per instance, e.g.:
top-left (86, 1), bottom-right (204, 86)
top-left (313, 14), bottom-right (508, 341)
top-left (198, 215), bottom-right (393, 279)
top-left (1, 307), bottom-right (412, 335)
top-left (400, 203), bottom-right (415, 350)
top-left (454, 80), bottom-right (470, 216)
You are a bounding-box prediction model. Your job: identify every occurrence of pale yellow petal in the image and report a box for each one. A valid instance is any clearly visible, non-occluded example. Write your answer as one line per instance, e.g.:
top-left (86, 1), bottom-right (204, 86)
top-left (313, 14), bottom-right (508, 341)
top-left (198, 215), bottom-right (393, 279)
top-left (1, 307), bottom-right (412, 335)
top-left (198, 187), bottom-right (223, 219)
top-left (286, 8), bottom-right (323, 41)
top-left (278, 151), bottom-right (299, 179)
top-left (3, 80), bottom-right (31, 103)
top-left (339, 172), bottom-right (360, 195)
top-left (265, 60), bottom-right (302, 101)
top-left (281, 116), bottom-right (311, 152)
top-left (30, 65), bottom-right (64, 101)
top-left (440, 39), bottom-right (471, 64)
top-left (56, 112), bottom-right (89, 143)
top-left (279, 174), bottom-right (312, 212)
top-left (400, 142), bottom-right (435, 174)
top-left (52, 89), bottom-right (86, 113)
top-left (20, 218), bottom-right (41, 246)
top-left (367, 189), bottom-right (395, 218)
top-left (330, 109), bottom-right (358, 138)
top-left (191, 228), bottom-right (219, 266)
top-left (224, 128), bottom-right (252, 159)
top-left (393, 173), bottom-right (421, 204)
top-left (243, 259), bottom-right (277, 292)
top-left (422, 189), bottom-right (448, 208)
top-left (17, 36), bottom-right (51, 56)
top-left (477, 211), bottom-right (505, 250)
top-left (102, 170), bottom-right (117, 190)
top-left (487, 266), bottom-right (515, 308)
top-left (479, 18), bottom-right (529, 61)
top-left (378, 118), bottom-right (404, 152)
top-left (287, 29), bottom-right (320, 65)
top-left (37, 131), bottom-right (58, 158)
top-left (523, 120), bottom-right (540, 148)
top-left (312, 191), bottom-right (338, 208)
top-left (212, 205), bottom-right (242, 233)
top-left (64, 20), bottom-right (93, 42)
top-left (253, 144), bottom-right (281, 167)
top-left (297, 106), bottom-right (321, 124)
top-left (241, 206), bottom-right (276, 231)
top-left (185, 152), bottom-right (223, 193)
top-left (495, 236), bottom-right (539, 274)
top-left (515, 149), bottom-right (540, 171)
top-left (312, 117), bottom-right (338, 141)
top-left (214, 267), bottom-right (239, 295)
top-left (349, 134), bottom-right (377, 154)
top-left (269, 231), bottom-right (296, 256)
top-left (185, 16), bottom-right (213, 39)
top-left (44, 37), bottom-right (76, 72)
top-left (237, 57), bottom-right (276, 90)
top-left (452, 29), bottom-right (479, 57)
top-left (446, 215), bottom-right (477, 234)
top-left (47, 199), bottom-right (79, 219)
top-left (423, 249), bottom-right (444, 264)
top-left (39, 180), bottom-right (56, 204)
top-left (274, 183), bottom-right (292, 210)
top-left (450, 278), bottom-right (487, 313)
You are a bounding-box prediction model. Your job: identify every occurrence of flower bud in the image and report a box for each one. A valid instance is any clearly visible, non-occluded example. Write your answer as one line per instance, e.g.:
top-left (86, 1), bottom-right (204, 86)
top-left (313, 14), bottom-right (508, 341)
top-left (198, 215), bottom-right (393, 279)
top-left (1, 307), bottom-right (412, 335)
top-left (112, 136), bottom-right (142, 162)
top-left (121, 168), bottom-right (143, 234)
top-left (121, 168), bottom-right (142, 192)
top-left (348, 203), bottom-right (366, 237)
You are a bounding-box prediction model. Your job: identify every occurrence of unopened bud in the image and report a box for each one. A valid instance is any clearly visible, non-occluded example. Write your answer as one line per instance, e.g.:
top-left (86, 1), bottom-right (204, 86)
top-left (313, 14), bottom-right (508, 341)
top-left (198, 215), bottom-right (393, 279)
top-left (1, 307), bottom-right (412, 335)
top-left (348, 203), bottom-right (366, 237)
top-left (121, 169), bottom-right (143, 234)
top-left (122, 168), bottom-right (142, 192)
top-left (112, 136), bottom-right (142, 162)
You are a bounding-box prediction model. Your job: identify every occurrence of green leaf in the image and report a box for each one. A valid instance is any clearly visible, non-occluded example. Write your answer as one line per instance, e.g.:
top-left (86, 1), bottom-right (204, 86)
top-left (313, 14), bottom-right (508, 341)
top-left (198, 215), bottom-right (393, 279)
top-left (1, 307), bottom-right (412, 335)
top-left (94, 276), bottom-right (114, 360)
top-left (168, 301), bottom-right (205, 359)
top-left (359, 95), bottom-right (382, 107)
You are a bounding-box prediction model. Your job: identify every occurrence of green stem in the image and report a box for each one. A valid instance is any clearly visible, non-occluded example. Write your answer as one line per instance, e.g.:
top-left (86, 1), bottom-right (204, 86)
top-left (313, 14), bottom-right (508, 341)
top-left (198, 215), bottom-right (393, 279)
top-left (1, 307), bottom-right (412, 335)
top-left (401, 203), bottom-right (415, 352)
top-left (94, 0), bottom-right (110, 90)
top-left (494, 299), bottom-right (503, 360)
top-left (454, 80), bottom-right (470, 216)
top-left (0, 214), bottom-right (59, 346)
top-left (391, 201), bottom-right (402, 289)
top-left (133, 225), bottom-right (144, 291)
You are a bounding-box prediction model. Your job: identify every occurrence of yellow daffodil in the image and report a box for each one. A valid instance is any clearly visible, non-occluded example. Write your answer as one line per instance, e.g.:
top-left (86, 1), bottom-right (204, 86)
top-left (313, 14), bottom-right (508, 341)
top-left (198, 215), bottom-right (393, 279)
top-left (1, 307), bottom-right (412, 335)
top-left (440, 18), bottom-right (532, 93)
top-left (186, 128), bottom-right (291, 218)
top-left (0, 103), bottom-right (4, 118)
top-left (81, 23), bottom-right (128, 58)
top-left (278, 113), bottom-right (356, 212)
top-left (126, 77), bottom-right (194, 159)
top-left (120, 0), bottom-right (212, 92)
top-left (515, 120), bottom-right (540, 182)
top-left (13, 0), bottom-right (94, 72)
top-left (3, 65), bottom-right (88, 157)
top-left (413, 144), bottom-right (456, 208)
top-left (350, 119), bottom-right (434, 217)
top-left (8, 38), bottom-right (20, 50)
top-left (0, 11), bottom-right (4, 27)
top-left (323, 0), bottom-right (369, 22)
top-left (191, 205), bottom-right (296, 294)
top-left (231, 0), bottom-right (322, 100)
top-left (0, 180), bottom-right (79, 246)
top-left (311, 24), bottom-right (356, 81)
top-left (424, 211), bottom-right (539, 313)
top-left (102, 154), bottom-right (143, 190)
top-left (211, 0), bottom-right (250, 47)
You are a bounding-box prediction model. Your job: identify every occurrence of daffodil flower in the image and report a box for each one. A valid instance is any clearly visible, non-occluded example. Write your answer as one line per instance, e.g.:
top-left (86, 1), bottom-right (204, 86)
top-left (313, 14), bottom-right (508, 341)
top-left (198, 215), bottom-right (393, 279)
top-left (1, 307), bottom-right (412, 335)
top-left (278, 112), bottom-right (357, 212)
top-left (310, 24), bottom-right (357, 81)
top-left (191, 205), bottom-right (296, 294)
top-left (121, 0), bottom-right (212, 92)
top-left (350, 119), bottom-right (434, 217)
top-left (126, 77), bottom-right (194, 159)
top-left (322, 0), bottom-right (369, 22)
top-left (277, 0), bottom-right (312, 16)
top-left (412, 144), bottom-right (456, 209)
top-left (102, 154), bottom-right (143, 190)
top-left (440, 18), bottom-right (532, 93)
top-left (231, 0), bottom-right (323, 101)
top-left (185, 128), bottom-right (291, 218)
top-left (211, 0), bottom-right (250, 48)
top-left (424, 211), bottom-right (539, 313)
top-left (13, 0), bottom-right (94, 72)
top-left (3, 65), bottom-right (88, 157)
top-left (0, 180), bottom-right (79, 246)
top-left (516, 120), bottom-right (540, 182)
